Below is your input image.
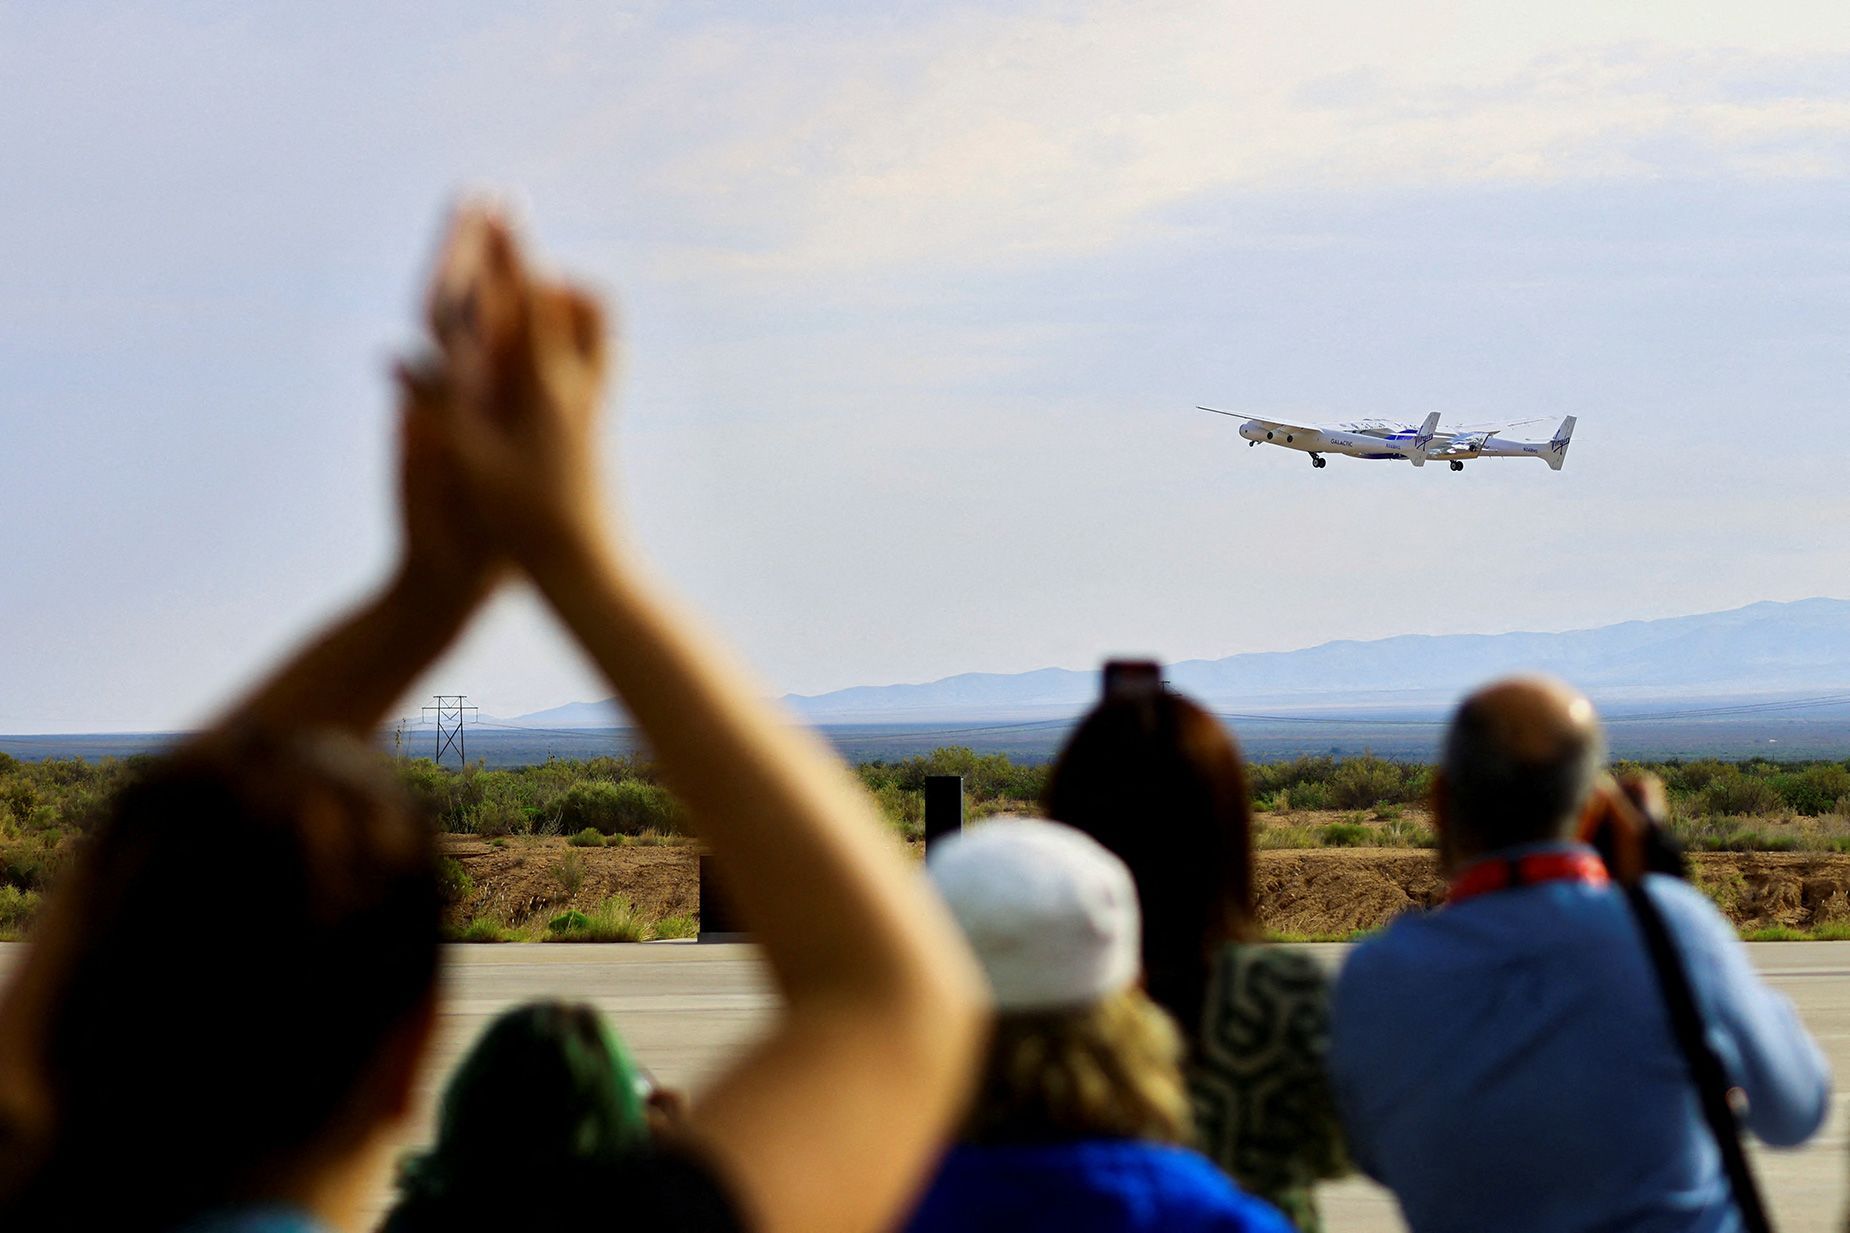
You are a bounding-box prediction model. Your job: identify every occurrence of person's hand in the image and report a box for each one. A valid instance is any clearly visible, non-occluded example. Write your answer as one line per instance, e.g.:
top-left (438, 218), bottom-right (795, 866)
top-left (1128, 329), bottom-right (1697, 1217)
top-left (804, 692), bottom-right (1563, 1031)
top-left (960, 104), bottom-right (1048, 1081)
top-left (422, 208), bottom-right (615, 572)
top-left (1580, 771), bottom-right (1675, 885)
top-left (392, 358), bottom-right (506, 604)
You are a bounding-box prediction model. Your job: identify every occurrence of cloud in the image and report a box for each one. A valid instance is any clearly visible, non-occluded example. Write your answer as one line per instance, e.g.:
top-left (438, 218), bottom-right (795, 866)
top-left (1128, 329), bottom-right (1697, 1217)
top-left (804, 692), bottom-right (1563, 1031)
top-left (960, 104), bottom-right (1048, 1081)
top-left (536, 1), bottom-right (1850, 276)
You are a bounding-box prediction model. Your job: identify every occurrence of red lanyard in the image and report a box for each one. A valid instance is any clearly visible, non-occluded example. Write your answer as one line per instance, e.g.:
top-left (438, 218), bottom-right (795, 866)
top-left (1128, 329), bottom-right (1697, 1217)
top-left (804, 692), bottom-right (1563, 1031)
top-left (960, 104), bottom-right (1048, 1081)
top-left (1448, 850), bottom-right (1610, 905)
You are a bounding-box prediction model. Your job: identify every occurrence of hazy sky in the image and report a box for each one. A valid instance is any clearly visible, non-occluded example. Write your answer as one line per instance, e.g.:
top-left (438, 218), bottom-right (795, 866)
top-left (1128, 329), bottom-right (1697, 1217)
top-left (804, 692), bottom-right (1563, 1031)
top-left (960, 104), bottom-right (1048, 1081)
top-left (6, 1), bottom-right (1850, 732)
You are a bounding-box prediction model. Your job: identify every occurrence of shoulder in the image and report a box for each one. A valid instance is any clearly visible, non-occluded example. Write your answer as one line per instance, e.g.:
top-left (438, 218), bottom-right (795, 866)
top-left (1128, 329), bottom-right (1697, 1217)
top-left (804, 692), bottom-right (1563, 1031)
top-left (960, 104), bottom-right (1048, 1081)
top-left (1198, 943), bottom-right (1333, 1062)
top-left (1206, 944), bottom-right (1332, 1014)
top-left (1121, 1144), bottom-right (1298, 1232)
top-left (1635, 872), bottom-right (1750, 971)
top-left (1332, 913), bottom-right (1429, 1001)
top-left (1639, 871), bottom-right (1735, 934)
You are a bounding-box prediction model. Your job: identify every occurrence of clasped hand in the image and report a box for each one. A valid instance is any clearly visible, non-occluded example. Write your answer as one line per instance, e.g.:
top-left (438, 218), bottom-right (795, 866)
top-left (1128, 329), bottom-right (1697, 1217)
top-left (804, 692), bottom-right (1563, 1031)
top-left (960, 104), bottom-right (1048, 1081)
top-left (393, 206), bottom-right (615, 601)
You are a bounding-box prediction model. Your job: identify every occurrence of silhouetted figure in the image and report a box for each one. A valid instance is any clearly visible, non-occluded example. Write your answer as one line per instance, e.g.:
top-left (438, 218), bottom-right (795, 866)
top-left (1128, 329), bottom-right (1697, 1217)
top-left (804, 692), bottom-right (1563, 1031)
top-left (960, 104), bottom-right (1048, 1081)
top-left (1045, 684), bottom-right (1347, 1230)
top-left (1330, 676), bottom-right (1830, 1233)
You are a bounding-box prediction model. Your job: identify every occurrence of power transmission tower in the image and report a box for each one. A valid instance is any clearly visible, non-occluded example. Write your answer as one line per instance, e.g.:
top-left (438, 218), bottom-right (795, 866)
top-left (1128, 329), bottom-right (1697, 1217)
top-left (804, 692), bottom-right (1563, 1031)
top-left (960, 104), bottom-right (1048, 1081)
top-left (422, 695), bottom-right (478, 768)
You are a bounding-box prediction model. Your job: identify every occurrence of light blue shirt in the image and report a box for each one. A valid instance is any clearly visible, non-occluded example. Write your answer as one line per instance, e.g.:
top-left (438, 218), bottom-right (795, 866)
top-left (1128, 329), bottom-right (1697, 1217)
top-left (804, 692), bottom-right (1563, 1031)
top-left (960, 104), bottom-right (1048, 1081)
top-left (1329, 843), bottom-right (1830, 1233)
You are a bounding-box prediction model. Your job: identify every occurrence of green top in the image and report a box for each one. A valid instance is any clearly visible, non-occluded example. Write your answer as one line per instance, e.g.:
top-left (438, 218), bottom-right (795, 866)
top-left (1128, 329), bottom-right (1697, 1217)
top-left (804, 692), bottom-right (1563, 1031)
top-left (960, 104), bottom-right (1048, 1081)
top-left (1187, 943), bottom-right (1350, 1233)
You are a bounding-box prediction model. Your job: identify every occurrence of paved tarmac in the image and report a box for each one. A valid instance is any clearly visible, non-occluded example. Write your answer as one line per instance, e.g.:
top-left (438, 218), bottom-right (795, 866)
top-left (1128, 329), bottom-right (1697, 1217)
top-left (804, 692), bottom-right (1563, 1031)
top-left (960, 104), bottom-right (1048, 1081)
top-left (1, 940), bottom-right (1846, 1228)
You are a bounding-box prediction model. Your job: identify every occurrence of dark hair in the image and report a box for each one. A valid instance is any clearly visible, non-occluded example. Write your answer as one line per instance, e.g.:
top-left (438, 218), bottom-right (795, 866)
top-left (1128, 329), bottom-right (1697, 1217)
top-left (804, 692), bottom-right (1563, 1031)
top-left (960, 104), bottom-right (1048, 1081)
top-left (1442, 694), bottom-right (1603, 855)
top-left (1043, 692), bottom-right (1255, 1038)
top-left (384, 1001), bottom-right (647, 1231)
top-left (0, 731), bottom-right (442, 1229)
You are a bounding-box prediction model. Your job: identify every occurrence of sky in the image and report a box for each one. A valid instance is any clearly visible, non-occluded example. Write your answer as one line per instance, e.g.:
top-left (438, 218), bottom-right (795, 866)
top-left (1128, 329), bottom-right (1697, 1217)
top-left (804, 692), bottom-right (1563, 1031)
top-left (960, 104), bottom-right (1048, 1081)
top-left (5, 1), bottom-right (1850, 733)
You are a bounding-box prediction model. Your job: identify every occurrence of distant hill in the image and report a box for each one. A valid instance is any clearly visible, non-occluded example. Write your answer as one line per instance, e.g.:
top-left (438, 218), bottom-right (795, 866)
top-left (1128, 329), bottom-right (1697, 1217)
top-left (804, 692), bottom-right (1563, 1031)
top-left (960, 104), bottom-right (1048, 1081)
top-left (507, 599), bottom-right (1850, 726)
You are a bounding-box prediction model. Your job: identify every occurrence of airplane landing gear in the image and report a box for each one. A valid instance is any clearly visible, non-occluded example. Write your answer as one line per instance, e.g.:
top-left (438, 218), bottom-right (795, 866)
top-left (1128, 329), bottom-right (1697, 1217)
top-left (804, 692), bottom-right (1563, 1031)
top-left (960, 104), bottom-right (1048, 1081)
top-left (1311, 454), bottom-right (1327, 469)
top-left (1450, 460), bottom-right (1464, 472)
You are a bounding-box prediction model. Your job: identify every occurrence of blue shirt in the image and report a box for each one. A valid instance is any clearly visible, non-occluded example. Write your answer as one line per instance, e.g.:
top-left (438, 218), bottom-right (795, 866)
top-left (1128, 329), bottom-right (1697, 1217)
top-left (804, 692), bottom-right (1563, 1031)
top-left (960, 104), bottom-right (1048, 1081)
top-left (1330, 844), bottom-right (1831, 1233)
top-left (905, 1139), bottom-right (1295, 1233)
top-left (177, 1209), bottom-right (326, 1233)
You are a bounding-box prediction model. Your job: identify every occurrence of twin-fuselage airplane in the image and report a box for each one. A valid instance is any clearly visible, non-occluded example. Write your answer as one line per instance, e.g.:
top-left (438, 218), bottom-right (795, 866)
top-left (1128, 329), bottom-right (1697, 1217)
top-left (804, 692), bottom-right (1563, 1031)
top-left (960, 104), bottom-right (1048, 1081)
top-left (1199, 407), bottom-right (1576, 472)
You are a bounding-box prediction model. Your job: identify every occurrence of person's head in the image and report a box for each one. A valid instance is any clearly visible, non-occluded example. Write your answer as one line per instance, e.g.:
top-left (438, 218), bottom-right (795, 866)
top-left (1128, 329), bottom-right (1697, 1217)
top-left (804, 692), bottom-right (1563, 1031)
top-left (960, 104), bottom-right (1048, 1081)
top-left (928, 820), bottom-right (1190, 1146)
top-left (385, 1001), bottom-right (648, 1231)
top-left (1043, 682), bottom-right (1255, 1035)
top-left (0, 730), bottom-right (443, 1228)
top-left (1435, 676), bottom-right (1607, 872)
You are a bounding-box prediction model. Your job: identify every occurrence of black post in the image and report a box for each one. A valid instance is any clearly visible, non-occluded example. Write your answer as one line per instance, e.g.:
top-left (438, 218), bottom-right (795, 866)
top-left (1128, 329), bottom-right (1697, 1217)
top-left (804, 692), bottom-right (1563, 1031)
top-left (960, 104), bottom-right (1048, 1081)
top-left (925, 775), bottom-right (965, 851)
top-left (697, 853), bottom-right (747, 943)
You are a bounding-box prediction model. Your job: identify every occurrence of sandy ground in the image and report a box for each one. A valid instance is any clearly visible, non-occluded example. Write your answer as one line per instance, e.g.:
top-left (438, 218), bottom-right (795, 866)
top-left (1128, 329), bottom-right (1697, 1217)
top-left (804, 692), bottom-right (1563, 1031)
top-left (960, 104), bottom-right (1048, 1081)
top-left (11, 940), bottom-right (1842, 1232)
top-left (443, 834), bottom-right (1850, 937)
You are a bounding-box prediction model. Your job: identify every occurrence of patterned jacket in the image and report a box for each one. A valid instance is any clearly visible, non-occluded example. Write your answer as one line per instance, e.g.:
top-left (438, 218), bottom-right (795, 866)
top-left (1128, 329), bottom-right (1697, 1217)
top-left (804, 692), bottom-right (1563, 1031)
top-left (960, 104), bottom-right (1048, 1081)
top-left (1188, 945), bottom-right (1349, 1233)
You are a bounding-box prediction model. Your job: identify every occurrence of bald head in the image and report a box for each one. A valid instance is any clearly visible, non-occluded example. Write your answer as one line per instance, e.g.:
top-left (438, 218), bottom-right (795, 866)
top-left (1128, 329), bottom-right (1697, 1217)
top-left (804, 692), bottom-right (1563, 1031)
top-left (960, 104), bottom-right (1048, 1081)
top-left (1439, 677), bottom-right (1606, 860)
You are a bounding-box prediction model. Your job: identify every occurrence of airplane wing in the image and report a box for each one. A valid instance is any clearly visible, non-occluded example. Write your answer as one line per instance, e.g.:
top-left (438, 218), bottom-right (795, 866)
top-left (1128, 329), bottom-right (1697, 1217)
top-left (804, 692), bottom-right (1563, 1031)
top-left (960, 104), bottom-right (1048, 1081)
top-left (1197, 407), bottom-right (1320, 432)
top-left (1428, 431), bottom-right (1492, 457)
top-left (1448, 417), bottom-right (1548, 433)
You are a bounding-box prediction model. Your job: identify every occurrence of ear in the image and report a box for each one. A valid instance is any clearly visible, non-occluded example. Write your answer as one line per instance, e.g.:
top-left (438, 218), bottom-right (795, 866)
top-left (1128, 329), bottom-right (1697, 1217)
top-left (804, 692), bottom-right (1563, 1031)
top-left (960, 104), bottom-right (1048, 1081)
top-left (1429, 769), bottom-right (1459, 875)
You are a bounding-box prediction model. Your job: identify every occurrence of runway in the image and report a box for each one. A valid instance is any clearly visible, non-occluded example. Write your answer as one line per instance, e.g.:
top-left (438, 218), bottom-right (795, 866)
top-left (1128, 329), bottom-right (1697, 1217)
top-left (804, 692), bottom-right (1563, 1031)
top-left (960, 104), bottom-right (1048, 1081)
top-left (0, 940), bottom-right (1845, 1228)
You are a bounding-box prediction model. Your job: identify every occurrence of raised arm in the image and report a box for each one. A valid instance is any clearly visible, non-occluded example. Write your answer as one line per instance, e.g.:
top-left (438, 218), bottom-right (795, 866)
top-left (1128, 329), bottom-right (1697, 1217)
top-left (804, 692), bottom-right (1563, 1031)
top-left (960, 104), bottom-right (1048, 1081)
top-left (202, 329), bottom-right (502, 743)
top-left (429, 214), bottom-right (986, 1233)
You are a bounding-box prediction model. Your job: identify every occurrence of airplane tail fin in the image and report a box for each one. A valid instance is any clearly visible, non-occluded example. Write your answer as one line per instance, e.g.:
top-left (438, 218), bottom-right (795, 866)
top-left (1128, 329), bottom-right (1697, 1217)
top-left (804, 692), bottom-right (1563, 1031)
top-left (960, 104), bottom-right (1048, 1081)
top-left (1545, 415), bottom-right (1576, 471)
top-left (1410, 411), bottom-right (1440, 467)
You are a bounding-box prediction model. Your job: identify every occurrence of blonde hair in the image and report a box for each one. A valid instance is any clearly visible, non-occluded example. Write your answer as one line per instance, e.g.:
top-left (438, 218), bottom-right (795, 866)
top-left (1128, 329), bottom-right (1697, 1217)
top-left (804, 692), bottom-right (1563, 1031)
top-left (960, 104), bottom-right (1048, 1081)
top-left (964, 988), bottom-right (1191, 1146)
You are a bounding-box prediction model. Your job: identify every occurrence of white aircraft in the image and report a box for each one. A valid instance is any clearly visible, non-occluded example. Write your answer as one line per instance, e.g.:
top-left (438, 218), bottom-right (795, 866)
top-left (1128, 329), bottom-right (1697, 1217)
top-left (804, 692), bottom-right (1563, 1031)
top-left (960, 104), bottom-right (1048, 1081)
top-left (1200, 407), bottom-right (1575, 472)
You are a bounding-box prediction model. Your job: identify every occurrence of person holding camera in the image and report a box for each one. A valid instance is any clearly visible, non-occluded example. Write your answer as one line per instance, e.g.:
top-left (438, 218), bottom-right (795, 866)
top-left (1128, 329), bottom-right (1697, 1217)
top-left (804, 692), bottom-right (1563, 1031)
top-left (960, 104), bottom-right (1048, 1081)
top-left (1328, 676), bottom-right (1829, 1233)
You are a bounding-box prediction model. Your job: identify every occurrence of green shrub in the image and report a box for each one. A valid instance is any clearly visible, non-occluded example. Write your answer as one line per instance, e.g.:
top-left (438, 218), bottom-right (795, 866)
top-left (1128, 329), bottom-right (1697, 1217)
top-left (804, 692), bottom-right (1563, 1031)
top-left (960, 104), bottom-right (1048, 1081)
top-left (1700, 773), bottom-right (1783, 817)
top-left (464, 795), bottom-right (527, 838)
top-left (435, 856), bottom-right (474, 904)
top-left (0, 885), bottom-right (41, 932)
top-left (1681, 827), bottom-right (1799, 853)
top-left (1318, 822), bottom-right (1372, 848)
top-left (548, 909), bottom-right (593, 934)
top-left (449, 916), bottom-right (518, 943)
top-left (567, 828), bottom-right (606, 848)
top-left (556, 780), bottom-right (681, 836)
top-left (1255, 823), bottom-right (1319, 849)
top-left (871, 784), bottom-right (924, 840)
top-left (552, 851), bottom-right (586, 897)
top-left (1376, 819), bottom-right (1437, 848)
top-left (547, 896), bottom-right (650, 943)
top-left (653, 913), bottom-right (698, 940)
top-left (1285, 782), bottom-right (1333, 812)
top-left (1771, 765), bottom-right (1850, 815)
top-left (1329, 757), bottom-right (1409, 810)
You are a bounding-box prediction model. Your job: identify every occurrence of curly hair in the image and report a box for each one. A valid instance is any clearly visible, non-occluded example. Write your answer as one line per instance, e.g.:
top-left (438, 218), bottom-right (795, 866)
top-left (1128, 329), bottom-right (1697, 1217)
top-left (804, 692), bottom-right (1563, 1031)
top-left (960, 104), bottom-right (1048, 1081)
top-left (963, 988), bottom-right (1192, 1146)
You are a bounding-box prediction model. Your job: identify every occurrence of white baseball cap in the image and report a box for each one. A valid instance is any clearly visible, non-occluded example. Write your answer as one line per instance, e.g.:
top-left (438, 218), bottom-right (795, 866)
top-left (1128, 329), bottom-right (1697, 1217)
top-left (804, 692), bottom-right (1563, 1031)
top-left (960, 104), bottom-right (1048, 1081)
top-left (927, 818), bottom-right (1142, 1012)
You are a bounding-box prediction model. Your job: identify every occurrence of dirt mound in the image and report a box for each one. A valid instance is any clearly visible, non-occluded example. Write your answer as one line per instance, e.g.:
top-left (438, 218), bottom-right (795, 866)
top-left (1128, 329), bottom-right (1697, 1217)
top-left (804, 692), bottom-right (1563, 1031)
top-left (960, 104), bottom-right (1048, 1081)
top-left (442, 837), bottom-right (1850, 937)
top-left (1255, 849), bottom-right (1447, 936)
top-left (1688, 853), bottom-right (1850, 930)
top-left (442, 837), bottom-right (698, 929)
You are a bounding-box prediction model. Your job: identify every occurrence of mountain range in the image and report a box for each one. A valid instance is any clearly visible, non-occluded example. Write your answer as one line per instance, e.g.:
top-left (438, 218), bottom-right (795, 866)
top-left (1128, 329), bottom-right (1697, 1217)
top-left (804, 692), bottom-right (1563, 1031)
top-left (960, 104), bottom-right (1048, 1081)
top-left (508, 598), bottom-right (1850, 727)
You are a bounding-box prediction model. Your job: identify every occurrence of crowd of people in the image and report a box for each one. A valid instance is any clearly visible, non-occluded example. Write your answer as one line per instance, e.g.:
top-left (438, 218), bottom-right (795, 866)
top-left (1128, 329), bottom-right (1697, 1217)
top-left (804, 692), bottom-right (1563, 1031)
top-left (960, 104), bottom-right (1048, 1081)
top-left (0, 211), bottom-right (1831, 1233)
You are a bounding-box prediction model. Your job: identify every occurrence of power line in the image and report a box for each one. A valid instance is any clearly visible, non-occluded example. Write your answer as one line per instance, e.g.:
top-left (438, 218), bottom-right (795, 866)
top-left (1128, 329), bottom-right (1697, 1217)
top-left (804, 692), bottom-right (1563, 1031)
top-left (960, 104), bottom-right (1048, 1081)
top-left (420, 695), bottom-right (478, 767)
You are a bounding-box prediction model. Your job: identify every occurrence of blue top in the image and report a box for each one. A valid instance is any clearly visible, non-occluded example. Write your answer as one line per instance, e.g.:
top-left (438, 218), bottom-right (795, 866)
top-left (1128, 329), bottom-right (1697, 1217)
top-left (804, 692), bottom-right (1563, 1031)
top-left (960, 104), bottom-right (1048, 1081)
top-left (1329, 843), bottom-right (1831, 1233)
top-left (177, 1209), bottom-right (326, 1233)
top-left (905, 1139), bottom-right (1295, 1233)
